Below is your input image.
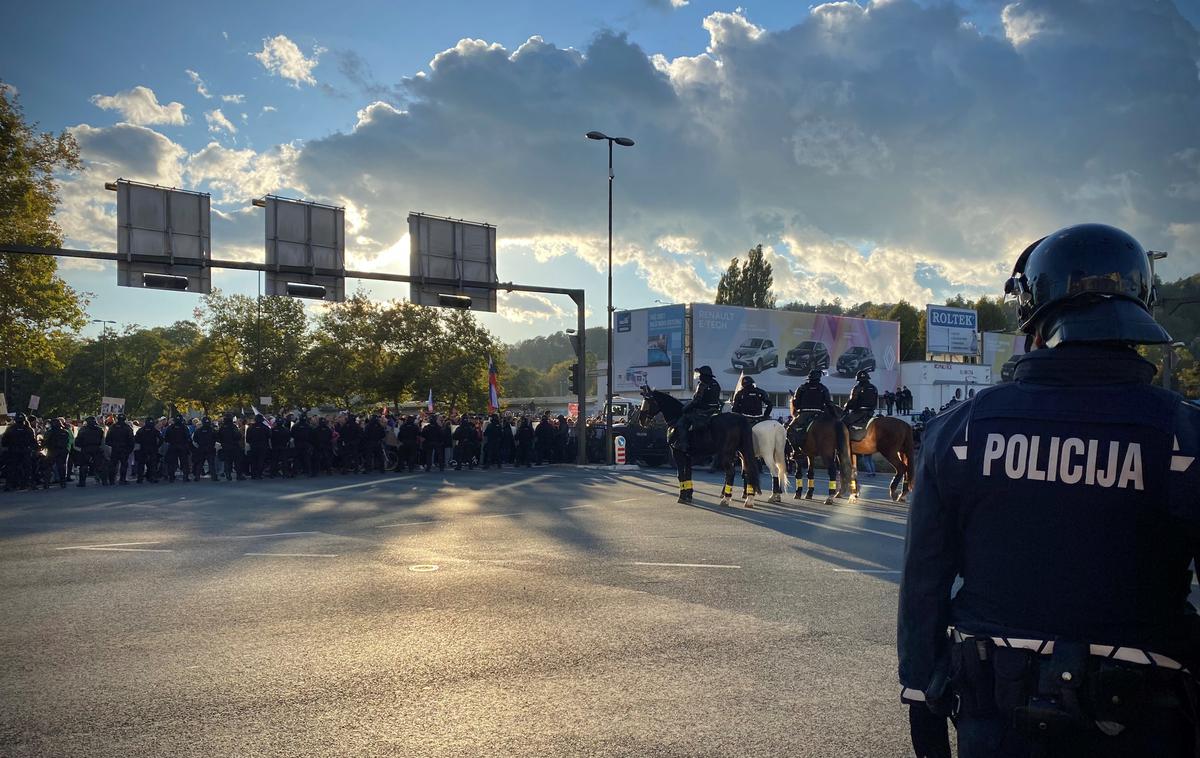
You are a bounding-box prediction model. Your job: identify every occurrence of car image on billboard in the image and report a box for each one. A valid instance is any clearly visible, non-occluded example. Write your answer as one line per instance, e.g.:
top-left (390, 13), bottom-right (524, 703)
top-left (730, 338), bottom-right (778, 374)
top-left (784, 340), bottom-right (830, 374)
top-left (836, 346), bottom-right (876, 376)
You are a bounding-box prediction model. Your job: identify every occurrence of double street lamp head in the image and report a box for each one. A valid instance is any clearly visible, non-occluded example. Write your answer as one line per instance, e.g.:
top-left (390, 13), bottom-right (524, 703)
top-left (586, 131), bottom-right (635, 147)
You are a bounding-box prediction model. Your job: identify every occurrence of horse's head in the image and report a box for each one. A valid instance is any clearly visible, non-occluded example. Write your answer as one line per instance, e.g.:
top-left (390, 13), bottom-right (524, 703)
top-left (637, 385), bottom-right (659, 428)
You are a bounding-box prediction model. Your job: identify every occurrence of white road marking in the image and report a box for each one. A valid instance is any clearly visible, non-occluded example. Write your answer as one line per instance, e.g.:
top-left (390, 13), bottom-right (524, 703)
top-left (408, 564), bottom-right (439, 572)
top-left (832, 569), bottom-right (900, 574)
top-left (559, 504), bottom-right (595, 510)
top-left (56, 541), bottom-right (165, 551)
top-left (628, 561), bottom-right (741, 569)
top-left (374, 520), bottom-right (441, 529)
top-left (228, 531), bottom-right (319, 539)
top-left (244, 552), bottom-right (338, 558)
top-left (478, 512), bottom-right (525, 519)
top-left (278, 474), bottom-right (420, 500)
top-left (613, 498), bottom-right (639, 503)
top-left (67, 546), bottom-right (175, 553)
top-left (486, 474), bottom-right (559, 493)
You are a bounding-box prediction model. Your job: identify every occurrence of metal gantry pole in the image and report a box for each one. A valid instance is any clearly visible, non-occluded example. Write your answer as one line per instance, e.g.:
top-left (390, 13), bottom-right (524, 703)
top-left (606, 139), bottom-right (614, 467)
top-left (574, 290), bottom-right (588, 465)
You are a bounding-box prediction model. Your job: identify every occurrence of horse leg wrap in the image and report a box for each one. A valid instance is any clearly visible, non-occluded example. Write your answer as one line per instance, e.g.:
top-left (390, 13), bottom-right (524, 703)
top-left (680, 480), bottom-right (694, 491)
top-left (828, 481), bottom-right (837, 494)
top-left (772, 476), bottom-right (780, 494)
top-left (850, 479), bottom-right (858, 495)
top-left (807, 478), bottom-right (815, 490)
top-left (722, 484), bottom-right (733, 497)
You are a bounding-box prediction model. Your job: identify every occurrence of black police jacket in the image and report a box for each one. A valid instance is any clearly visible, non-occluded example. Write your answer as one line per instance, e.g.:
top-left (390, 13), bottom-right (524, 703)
top-left (193, 426), bottom-right (217, 450)
top-left (363, 422), bottom-right (386, 443)
top-left (75, 425), bottom-right (104, 449)
top-left (420, 423), bottom-right (442, 444)
top-left (134, 426), bottom-right (160, 451)
top-left (2, 425), bottom-right (36, 453)
top-left (686, 377), bottom-right (722, 413)
top-left (270, 426), bottom-right (291, 449)
top-left (313, 426), bottom-right (334, 449)
top-left (217, 424), bottom-right (243, 448)
top-left (340, 422), bottom-right (361, 445)
top-left (846, 381), bottom-right (878, 411)
top-left (398, 423), bottom-right (419, 444)
top-left (164, 425), bottom-right (191, 447)
top-left (898, 344), bottom-right (1200, 702)
top-left (732, 386), bottom-right (772, 418)
top-left (246, 424), bottom-right (271, 450)
top-left (793, 382), bottom-right (832, 413)
top-left (291, 423), bottom-right (313, 447)
top-left (44, 427), bottom-right (71, 452)
top-left (106, 422), bottom-right (135, 451)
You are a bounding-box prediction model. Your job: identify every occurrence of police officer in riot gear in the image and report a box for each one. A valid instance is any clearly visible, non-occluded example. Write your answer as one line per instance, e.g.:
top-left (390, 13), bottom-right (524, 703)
top-left (217, 413), bottom-right (245, 481)
top-left (1, 413), bottom-right (36, 491)
top-left (192, 417), bottom-right (218, 481)
top-left (74, 416), bottom-right (104, 487)
top-left (674, 365), bottom-right (722, 454)
top-left (731, 375), bottom-right (773, 423)
top-left (163, 415), bottom-right (192, 482)
top-left (106, 413), bottom-right (135, 484)
top-left (899, 223), bottom-right (1200, 758)
top-left (246, 414), bottom-right (271, 479)
top-left (843, 369), bottom-right (878, 430)
top-left (43, 418), bottom-right (70, 488)
top-left (134, 416), bottom-right (161, 483)
top-left (790, 370), bottom-right (835, 426)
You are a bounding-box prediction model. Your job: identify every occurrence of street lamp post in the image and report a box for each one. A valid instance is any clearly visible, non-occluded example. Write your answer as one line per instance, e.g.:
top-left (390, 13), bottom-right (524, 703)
top-left (586, 130), bottom-right (634, 466)
top-left (92, 319), bottom-right (116, 404)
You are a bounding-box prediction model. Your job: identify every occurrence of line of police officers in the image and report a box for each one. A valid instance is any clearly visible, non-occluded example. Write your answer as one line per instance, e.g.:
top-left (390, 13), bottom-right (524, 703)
top-left (1, 410), bottom-right (579, 490)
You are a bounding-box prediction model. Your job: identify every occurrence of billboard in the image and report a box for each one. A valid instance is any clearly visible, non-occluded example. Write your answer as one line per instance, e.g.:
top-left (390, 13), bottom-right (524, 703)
top-left (926, 305), bottom-right (978, 356)
top-left (982, 332), bottom-right (1028, 376)
top-left (409, 213), bottom-right (498, 312)
top-left (612, 305), bottom-right (687, 392)
top-left (690, 304), bottom-right (900, 395)
top-left (264, 196), bottom-right (345, 302)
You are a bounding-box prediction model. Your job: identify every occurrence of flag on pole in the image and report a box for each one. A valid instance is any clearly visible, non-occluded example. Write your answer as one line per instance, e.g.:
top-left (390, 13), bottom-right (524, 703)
top-left (487, 354), bottom-right (500, 412)
top-left (426, 389), bottom-right (434, 412)
top-left (730, 369), bottom-right (745, 410)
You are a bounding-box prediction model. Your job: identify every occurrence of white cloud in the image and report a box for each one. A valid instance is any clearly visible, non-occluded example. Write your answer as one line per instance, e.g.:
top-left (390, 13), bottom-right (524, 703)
top-left (205, 108), bottom-right (237, 135)
top-left (498, 291), bottom-right (569, 324)
top-left (0, 82), bottom-right (18, 96)
top-left (221, 93), bottom-right (245, 103)
top-left (186, 69), bottom-right (211, 98)
top-left (261, 105), bottom-right (277, 114)
top-left (89, 86), bottom-right (186, 126)
top-left (185, 141), bottom-right (298, 203)
top-left (253, 34), bottom-right (324, 87)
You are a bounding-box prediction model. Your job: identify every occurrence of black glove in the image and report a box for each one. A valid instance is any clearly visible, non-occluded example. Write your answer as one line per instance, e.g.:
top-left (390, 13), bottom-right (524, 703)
top-left (908, 703), bottom-right (951, 758)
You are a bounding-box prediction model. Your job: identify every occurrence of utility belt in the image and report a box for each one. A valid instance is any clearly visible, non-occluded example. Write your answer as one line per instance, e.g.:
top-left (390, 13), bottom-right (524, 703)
top-left (947, 629), bottom-right (1198, 742)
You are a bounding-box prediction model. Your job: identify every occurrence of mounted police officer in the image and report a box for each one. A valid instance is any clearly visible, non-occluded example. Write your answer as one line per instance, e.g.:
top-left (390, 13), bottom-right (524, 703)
top-left (731, 375), bottom-right (773, 423)
top-left (899, 223), bottom-right (1200, 758)
top-left (843, 369), bottom-right (878, 430)
top-left (674, 365), bottom-right (722, 454)
top-left (789, 370), bottom-right (835, 435)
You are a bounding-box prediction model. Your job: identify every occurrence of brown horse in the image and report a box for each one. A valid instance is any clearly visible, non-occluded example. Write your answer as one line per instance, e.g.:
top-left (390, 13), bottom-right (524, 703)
top-left (846, 416), bottom-right (915, 502)
top-left (788, 416), bottom-right (854, 505)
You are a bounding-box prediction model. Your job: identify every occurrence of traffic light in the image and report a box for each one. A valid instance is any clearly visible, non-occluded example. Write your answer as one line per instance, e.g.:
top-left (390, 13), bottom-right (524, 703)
top-left (568, 363), bottom-right (581, 395)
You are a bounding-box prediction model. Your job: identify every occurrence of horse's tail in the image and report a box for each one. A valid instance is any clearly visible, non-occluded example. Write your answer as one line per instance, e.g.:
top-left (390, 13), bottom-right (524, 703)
top-left (773, 423), bottom-right (789, 491)
top-left (741, 421), bottom-right (761, 494)
top-left (837, 420), bottom-right (853, 486)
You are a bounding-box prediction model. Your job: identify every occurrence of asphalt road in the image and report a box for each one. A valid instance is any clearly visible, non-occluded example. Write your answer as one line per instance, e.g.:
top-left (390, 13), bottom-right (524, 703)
top-left (0, 465), bottom-right (913, 757)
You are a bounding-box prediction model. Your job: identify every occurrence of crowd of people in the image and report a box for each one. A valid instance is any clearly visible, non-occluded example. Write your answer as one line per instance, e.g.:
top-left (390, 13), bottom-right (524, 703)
top-left (0, 408), bottom-right (584, 492)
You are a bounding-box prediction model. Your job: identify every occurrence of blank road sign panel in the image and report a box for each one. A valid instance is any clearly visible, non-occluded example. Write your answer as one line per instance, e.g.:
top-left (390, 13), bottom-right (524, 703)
top-left (265, 196), bottom-right (345, 302)
top-left (116, 180), bottom-right (211, 293)
top-left (409, 213), bottom-right (497, 312)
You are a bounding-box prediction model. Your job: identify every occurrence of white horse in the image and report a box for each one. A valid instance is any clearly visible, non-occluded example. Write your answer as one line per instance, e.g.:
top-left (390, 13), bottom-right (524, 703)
top-left (751, 419), bottom-right (789, 504)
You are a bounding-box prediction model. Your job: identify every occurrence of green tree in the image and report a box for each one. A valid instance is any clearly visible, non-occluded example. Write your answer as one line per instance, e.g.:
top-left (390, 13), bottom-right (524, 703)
top-left (887, 301), bottom-right (924, 362)
top-left (715, 245), bottom-right (775, 308)
top-left (200, 291), bottom-right (310, 406)
top-left (0, 85), bottom-right (88, 380)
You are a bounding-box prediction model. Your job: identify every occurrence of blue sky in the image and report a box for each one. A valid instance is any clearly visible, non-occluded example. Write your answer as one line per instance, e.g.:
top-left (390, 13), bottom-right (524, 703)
top-left (5, 0), bottom-right (1200, 343)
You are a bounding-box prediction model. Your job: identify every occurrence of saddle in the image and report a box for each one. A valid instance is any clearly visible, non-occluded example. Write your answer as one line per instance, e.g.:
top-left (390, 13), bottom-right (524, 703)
top-left (844, 412), bottom-right (873, 442)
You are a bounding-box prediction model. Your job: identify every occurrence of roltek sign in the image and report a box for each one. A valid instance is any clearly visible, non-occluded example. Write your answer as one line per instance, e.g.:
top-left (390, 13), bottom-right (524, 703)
top-left (926, 305), bottom-right (978, 356)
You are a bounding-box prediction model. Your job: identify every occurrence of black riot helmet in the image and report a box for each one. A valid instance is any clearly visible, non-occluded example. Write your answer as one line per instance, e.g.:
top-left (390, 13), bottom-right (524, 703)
top-left (223, 413), bottom-right (234, 423)
top-left (117, 413), bottom-right (126, 423)
top-left (856, 369), bottom-right (871, 383)
top-left (145, 416), bottom-right (156, 426)
top-left (1005, 223), bottom-right (1170, 346)
top-left (741, 375), bottom-right (755, 388)
top-left (255, 414), bottom-right (265, 423)
top-left (85, 416), bottom-right (98, 426)
top-left (808, 369), bottom-right (823, 383)
top-left (201, 416), bottom-right (212, 426)
top-left (695, 365), bottom-right (714, 378)
top-left (50, 418), bottom-right (62, 430)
